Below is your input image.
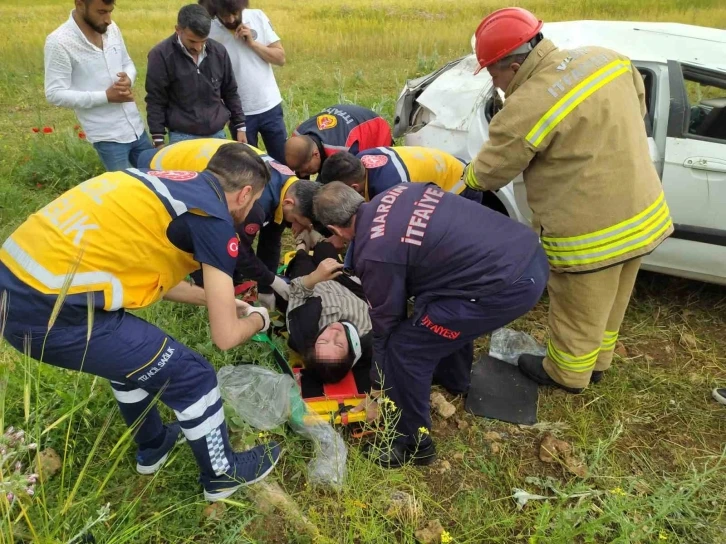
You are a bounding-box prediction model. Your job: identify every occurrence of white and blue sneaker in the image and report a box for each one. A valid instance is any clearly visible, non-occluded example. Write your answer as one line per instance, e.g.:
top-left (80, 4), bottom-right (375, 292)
top-left (136, 423), bottom-right (184, 475)
top-left (202, 442), bottom-right (282, 502)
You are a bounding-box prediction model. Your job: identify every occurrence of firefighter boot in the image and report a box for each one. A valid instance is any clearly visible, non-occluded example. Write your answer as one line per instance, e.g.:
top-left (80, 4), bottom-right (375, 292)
top-left (517, 354), bottom-right (584, 394)
top-left (363, 439), bottom-right (437, 469)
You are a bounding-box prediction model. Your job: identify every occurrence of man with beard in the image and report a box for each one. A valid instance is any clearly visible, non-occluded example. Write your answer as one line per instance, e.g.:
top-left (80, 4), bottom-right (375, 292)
top-left (0, 144), bottom-right (282, 501)
top-left (210, 0), bottom-right (287, 164)
top-left (44, 0), bottom-right (154, 171)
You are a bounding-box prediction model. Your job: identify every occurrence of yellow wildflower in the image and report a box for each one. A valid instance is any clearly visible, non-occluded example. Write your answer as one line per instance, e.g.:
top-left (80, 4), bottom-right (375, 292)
top-left (609, 487), bottom-right (627, 496)
top-left (659, 531), bottom-right (668, 541)
top-left (418, 427), bottom-right (430, 435)
top-left (441, 530), bottom-right (453, 543)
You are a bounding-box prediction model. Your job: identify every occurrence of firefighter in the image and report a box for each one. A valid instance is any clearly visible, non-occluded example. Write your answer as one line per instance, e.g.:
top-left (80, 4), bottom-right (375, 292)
top-left (0, 144), bottom-right (281, 501)
top-left (313, 182), bottom-right (548, 467)
top-left (138, 138), bottom-right (320, 310)
top-left (319, 147), bottom-right (483, 203)
top-left (284, 104), bottom-right (393, 178)
top-left (463, 8), bottom-right (674, 393)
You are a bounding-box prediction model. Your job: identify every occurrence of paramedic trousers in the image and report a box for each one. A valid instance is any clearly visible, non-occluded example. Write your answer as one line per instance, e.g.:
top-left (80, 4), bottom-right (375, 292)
top-left (381, 247), bottom-right (549, 446)
top-left (2, 307), bottom-right (237, 482)
top-left (543, 258), bottom-right (642, 390)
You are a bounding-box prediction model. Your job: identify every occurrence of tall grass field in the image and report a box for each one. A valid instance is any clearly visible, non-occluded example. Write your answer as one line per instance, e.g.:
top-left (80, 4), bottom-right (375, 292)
top-left (0, 0), bottom-right (725, 542)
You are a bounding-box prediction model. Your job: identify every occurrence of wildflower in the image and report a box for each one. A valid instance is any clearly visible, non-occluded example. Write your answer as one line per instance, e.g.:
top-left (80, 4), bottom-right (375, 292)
top-left (351, 500), bottom-right (367, 509)
top-left (31, 128), bottom-right (39, 133)
top-left (6, 493), bottom-right (13, 502)
top-left (42, 127), bottom-right (53, 134)
top-left (14, 461), bottom-right (22, 472)
top-left (78, 131), bottom-right (86, 139)
top-left (25, 487), bottom-right (34, 497)
top-left (27, 475), bottom-right (37, 484)
top-left (441, 530), bottom-right (453, 543)
top-left (609, 487), bottom-right (627, 496)
top-left (27, 443), bottom-right (37, 451)
top-left (74, 124), bottom-right (80, 130)
top-left (659, 531), bottom-right (668, 541)
top-left (418, 427), bottom-right (429, 435)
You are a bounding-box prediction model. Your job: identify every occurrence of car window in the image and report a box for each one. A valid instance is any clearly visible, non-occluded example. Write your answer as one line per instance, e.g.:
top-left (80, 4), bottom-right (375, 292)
top-left (683, 73), bottom-right (726, 142)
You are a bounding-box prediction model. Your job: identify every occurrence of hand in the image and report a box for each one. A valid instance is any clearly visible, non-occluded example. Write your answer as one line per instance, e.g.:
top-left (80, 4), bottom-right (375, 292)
top-left (236, 130), bottom-right (248, 144)
top-left (115, 72), bottom-right (132, 90)
top-left (271, 276), bottom-right (290, 301)
top-left (245, 305), bottom-right (270, 332)
top-left (106, 84), bottom-right (134, 103)
top-left (257, 292), bottom-right (276, 312)
top-left (350, 395), bottom-right (380, 424)
top-left (235, 298), bottom-right (251, 318)
top-left (235, 24), bottom-right (254, 42)
top-left (325, 235), bottom-right (346, 252)
top-left (311, 258), bottom-right (344, 283)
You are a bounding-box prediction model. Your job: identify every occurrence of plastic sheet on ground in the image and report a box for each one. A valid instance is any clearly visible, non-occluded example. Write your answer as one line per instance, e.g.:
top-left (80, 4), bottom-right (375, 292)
top-left (217, 365), bottom-right (347, 489)
top-left (488, 327), bottom-right (546, 365)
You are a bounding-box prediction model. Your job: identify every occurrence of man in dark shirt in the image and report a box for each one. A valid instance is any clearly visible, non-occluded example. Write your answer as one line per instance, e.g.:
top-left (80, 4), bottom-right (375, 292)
top-left (145, 4), bottom-right (247, 148)
top-left (314, 182), bottom-right (549, 468)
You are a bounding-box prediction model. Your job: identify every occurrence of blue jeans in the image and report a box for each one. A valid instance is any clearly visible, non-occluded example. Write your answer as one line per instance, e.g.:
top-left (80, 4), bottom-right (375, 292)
top-left (92, 132), bottom-right (154, 171)
top-left (244, 103), bottom-right (287, 164)
top-left (169, 129), bottom-right (226, 145)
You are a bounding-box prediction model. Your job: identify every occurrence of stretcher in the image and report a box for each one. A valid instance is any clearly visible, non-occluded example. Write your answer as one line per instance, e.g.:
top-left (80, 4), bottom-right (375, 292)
top-left (244, 250), bottom-right (370, 428)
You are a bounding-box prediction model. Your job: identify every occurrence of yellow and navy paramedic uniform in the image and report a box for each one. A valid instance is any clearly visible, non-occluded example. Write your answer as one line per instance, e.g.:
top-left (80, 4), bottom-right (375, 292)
top-left (465, 39), bottom-right (673, 389)
top-left (359, 146), bottom-right (482, 203)
top-left (138, 139), bottom-right (296, 295)
top-left (0, 168), bottom-right (241, 484)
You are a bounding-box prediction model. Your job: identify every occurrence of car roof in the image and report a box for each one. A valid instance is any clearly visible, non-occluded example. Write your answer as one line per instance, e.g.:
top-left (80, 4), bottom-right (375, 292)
top-left (472, 21), bottom-right (726, 71)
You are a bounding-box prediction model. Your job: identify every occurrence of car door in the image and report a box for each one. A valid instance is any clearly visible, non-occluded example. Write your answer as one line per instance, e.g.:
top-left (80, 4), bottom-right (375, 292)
top-left (662, 61), bottom-right (726, 241)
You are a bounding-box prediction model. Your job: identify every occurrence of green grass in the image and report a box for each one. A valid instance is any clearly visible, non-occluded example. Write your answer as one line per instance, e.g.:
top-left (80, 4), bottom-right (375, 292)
top-left (0, 0), bottom-right (725, 542)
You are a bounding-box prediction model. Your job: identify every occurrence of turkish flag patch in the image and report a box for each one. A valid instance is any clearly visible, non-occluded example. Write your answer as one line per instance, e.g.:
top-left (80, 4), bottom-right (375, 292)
top-left (227, 237), bottom-right (239, 258)
top-left (244, 223), bottom-right (261, 236)
top-left (360, 155), bottom-right (389, 169)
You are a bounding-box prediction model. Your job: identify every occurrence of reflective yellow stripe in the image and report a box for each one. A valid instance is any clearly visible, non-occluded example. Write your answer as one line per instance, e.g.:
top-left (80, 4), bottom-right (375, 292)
top-left (543, 193), bottom-right (672, 267)
top-left (601, 330), bottom-right (619, 351)
top-left (464, 163), bottom-right (479, 190)
top-left (547, 341), bottom-right (599, 372)
top-left (526, 59), bottom-right (632, 147)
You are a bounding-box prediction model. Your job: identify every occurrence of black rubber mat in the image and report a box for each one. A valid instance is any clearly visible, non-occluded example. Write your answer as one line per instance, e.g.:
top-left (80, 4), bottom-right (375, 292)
top-left (465, 355), bottom-right (539, 425)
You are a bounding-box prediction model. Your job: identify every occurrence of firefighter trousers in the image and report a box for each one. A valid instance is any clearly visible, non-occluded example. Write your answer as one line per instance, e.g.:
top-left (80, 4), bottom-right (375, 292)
top-left (543, 258), bottom-right (642, 389)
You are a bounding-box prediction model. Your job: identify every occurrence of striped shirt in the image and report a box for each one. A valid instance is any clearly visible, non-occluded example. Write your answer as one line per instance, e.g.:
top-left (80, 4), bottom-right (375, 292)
top-left (287, 278), bottom-right (372, 335)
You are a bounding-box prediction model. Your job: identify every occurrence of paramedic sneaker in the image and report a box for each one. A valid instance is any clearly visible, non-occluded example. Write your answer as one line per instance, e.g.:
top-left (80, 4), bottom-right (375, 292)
top-left (517, 354), bottom-right (584, 394)
top-left (202, 442), bottom-right (282, 502)
top-left (712, 388), bottom-right (726, 406)
top-left (136, 423), bottom-right (184, 475)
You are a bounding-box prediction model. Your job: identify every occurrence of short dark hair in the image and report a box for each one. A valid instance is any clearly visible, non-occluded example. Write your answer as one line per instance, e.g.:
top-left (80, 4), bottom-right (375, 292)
top-left (207, 144), bottom-right (271, 193)
top-left (197, 0), bottom-right (216, 17)
top-left (289, 180), bottom-right (322, 220)
top-left (303, 348), bottom-right (355, 384)
top-left (84, 0), bottom-right (115, 4)
top-left (177, 4), bottom-right (212, 37)
top-left (217, 0), bottom-right (249, 14)
top-left (318, 152), bottom-right (366, 185)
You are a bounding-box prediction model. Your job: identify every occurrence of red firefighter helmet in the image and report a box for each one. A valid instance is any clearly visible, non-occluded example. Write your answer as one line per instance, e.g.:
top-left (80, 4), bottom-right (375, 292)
top-left (473, 8), bottom-right (543, 74)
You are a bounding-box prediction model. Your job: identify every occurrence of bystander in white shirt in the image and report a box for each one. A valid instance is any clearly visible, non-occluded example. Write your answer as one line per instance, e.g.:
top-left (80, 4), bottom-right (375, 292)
top-left (209, 10), bottom-right (282, 115)
top-left (44, 11), bottom-right (146, 144)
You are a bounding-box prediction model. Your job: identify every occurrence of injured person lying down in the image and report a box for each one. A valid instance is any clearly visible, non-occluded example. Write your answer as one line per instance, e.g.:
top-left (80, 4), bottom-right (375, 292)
top-left (283, 231), bottom-right (372, 384)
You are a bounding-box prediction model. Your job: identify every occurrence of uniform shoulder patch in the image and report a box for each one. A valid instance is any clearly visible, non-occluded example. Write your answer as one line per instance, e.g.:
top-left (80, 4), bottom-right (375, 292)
top-left (147, 170), bottom-right (198, 182)
top-left (316, 114), bottom-right (338, 131)
top-left (227, 237), bottom-right (240, 258)
top-left (360, 154), bottom-right (389, 169)
top-left (244, 223), bottom-right (261, 236)
top-left (269, 161), bottom-right (295, 176)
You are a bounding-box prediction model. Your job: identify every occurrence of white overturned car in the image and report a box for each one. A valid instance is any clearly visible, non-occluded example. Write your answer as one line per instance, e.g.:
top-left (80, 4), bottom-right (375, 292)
top-left (394, 21), bottom-right (726, 285)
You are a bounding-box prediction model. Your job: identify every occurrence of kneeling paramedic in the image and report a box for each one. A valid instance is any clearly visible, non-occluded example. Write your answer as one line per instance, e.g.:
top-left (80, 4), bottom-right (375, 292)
top-left (138, 137), bottom-right (320, 311)
top-left (319, 146), bottom-right (482, 203)
top-left (313, 182), bottom-right (549, 467)
top-left (0, 144), bottom-right (281, 501)
top-left (464, 8), bottom-right (673, 393)
top-left (285, 104), bottom-right (393, 178)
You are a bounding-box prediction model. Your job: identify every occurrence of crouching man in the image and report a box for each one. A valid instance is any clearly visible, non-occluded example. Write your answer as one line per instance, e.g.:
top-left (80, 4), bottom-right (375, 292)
top-left (0, 145), bottom-right (280, 501)
top-left (314, 182), bottom-right (549, 467)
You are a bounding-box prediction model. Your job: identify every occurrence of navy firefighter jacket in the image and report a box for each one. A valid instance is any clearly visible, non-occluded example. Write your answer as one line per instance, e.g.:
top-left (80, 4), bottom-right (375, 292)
top-left (350, 183), bottom-right (541, 370)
